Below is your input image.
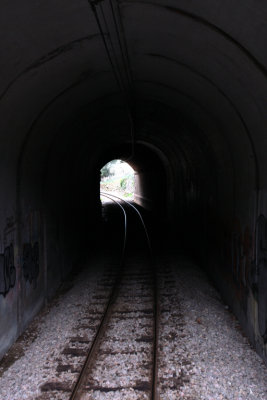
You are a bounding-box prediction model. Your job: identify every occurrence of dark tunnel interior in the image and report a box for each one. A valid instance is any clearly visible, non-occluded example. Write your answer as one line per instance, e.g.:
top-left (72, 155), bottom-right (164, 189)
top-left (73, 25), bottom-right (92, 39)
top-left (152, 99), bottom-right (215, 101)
top-left (0, 0), bottom-right (267, 365)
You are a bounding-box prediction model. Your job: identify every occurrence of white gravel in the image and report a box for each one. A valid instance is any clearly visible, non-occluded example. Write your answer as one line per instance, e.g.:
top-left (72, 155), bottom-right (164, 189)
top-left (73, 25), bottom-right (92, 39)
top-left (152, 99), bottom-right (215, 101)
top-left (158, 255), bottom-right (267, 400)
top-left (83, 260), bottom-right (154, 398)
top-left (0, 255), bottom-right (110, 400)
top-left (0, 254), bottom-right (266, 400)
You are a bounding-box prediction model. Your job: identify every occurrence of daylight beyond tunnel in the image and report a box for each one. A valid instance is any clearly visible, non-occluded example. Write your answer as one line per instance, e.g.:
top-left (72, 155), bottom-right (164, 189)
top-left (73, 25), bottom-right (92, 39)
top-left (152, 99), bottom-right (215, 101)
top-left (0, 0), bottom-right (267, 365)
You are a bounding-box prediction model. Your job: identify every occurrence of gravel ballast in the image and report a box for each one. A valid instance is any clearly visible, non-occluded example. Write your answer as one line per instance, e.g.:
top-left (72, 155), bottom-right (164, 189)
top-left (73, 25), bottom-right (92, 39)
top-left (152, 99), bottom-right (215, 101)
top-left (0, 254), bottom-right (266, 400)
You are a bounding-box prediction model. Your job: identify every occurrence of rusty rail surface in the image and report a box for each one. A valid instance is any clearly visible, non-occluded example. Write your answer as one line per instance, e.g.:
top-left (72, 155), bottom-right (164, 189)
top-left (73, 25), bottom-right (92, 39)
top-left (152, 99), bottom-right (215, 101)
top-left (69, 192), bottom-right (159, 400)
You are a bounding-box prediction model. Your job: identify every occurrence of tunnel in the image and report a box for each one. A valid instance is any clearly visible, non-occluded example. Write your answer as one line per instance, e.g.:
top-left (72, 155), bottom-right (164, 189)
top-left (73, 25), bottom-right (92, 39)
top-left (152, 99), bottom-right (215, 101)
top-left (0, 0), bottom-right (267, 369)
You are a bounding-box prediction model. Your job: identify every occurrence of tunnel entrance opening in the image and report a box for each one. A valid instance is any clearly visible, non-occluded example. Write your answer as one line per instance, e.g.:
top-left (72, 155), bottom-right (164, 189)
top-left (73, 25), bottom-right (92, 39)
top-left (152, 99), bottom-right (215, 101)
top-left (100, 159), bottom-right (135, 201)
top-left (97, 143), bottom-right (170, 229)
top-left (97, 145), bottom-right (174, 261)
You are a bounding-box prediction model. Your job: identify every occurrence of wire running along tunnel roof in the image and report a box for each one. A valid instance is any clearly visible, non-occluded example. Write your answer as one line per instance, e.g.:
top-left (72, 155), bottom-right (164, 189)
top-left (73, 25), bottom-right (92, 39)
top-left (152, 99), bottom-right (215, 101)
top-left (0, 0), bottom-right (267, 364)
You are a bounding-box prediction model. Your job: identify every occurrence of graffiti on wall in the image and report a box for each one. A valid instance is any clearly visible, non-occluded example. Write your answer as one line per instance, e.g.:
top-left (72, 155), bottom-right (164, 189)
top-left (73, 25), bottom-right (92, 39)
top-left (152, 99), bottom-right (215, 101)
top-left (222, 218), bottom-right (253, 316)
top-left (0, 244), bottom-right (16, 296)
top-left (231, 225), bottom-right (251, 289)
top-left (23, 242), bottom-right (39, 286)
top-left (255, 215), bottom-right (267, 343)
top-left (231, 229), bottom-right (241, 284)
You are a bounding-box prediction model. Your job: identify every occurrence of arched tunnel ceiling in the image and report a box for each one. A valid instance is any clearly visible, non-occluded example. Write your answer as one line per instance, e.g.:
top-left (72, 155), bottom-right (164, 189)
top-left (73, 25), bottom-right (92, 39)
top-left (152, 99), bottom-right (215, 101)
top-left (1, 0), bottom-right (267, 225)
top-left (2, 0), bottom-right (267, 366)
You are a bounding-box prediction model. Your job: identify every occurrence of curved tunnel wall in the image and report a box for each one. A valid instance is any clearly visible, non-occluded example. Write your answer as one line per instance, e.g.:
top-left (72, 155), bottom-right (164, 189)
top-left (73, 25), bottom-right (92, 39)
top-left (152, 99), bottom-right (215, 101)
top-left (0, 0), bottom-right (267, 364)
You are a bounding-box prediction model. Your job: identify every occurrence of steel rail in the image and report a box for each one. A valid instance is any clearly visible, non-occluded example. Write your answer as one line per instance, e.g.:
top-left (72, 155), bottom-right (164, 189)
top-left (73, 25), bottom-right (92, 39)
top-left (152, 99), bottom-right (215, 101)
top-left (100, 191), bottom-right (153, 256)
top-left (100, 192), bottom-right (128, 265)
top-left (100, 191), bottom-right (159, 400)
top-left (69, 194), bottom-right (127, 400)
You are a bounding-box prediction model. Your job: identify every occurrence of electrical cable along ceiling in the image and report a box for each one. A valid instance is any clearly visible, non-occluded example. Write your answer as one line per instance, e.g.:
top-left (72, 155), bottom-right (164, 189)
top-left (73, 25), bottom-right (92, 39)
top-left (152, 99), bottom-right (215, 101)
top-left (0, 0), bottom-right (267, 363)
top-left (87, 0), bottom-right (136, 159)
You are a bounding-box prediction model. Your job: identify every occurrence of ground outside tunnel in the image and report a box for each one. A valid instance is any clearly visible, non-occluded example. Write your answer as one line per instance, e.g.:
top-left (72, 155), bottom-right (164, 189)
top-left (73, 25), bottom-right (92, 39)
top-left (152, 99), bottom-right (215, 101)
top-left (0, 252), bottom-right (266, 400)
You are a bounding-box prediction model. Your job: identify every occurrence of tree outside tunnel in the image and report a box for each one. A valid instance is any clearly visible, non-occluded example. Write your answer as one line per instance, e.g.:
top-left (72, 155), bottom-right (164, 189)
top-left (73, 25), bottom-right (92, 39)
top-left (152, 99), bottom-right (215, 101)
top-left (1, 0), bottom-right (267, 369)
top-left (100, 160), bottom-right (135, 200)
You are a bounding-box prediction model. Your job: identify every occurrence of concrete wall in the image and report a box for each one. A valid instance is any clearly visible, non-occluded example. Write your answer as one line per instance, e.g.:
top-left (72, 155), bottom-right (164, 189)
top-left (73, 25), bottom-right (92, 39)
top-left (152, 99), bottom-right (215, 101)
top-left (0, 0), bottom-right (267, 366)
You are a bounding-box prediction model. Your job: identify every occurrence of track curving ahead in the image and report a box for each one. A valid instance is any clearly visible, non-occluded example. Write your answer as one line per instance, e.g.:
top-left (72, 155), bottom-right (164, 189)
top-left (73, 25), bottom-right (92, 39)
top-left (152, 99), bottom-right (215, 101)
top-left (100, 191), bottom-right (159, 400)
top-left (68, 192), bottom-right (159, 400)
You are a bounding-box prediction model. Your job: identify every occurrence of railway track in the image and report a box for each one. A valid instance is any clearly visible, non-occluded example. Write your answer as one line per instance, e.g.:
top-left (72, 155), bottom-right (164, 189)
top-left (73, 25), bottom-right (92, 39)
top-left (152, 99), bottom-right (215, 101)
top-left (3, 192), bottom-right (265, 399)
top-left (41, 192), bottom-right (159, 400)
